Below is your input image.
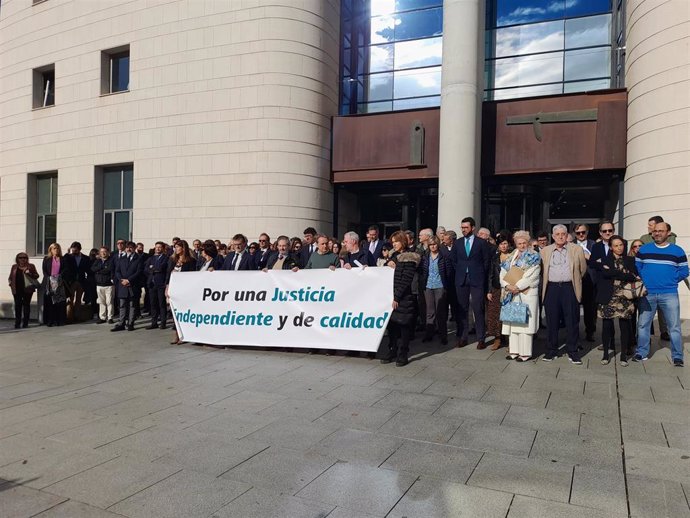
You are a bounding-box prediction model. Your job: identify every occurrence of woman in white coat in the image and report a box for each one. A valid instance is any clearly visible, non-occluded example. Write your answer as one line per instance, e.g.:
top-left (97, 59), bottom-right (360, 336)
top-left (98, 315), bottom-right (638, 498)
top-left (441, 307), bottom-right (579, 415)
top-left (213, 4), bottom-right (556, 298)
top-left (500, 230), bottom-right (541, 362)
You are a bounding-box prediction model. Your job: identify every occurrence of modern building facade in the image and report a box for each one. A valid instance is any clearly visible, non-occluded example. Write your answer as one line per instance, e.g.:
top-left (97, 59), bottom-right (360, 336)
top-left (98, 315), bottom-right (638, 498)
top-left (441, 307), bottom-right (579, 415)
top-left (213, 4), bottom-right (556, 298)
top-left (0, 0), bottom-right (688, 315)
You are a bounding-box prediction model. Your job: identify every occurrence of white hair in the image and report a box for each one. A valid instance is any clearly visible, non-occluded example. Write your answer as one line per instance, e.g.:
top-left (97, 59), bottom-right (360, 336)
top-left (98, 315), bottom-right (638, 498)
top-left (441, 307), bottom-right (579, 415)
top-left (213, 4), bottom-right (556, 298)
top-left (478, 227), bottom-right (491, 236)
top-left (436, 226), bottom-right (446, 233)
top-left (344, 231), bottom-right (359, 242)
top-left (420, 228), bottom-right (433, 237)
top-left (513, 230), bottom-right (531, 243)
top-left (552, 224), bottom-right (568, 234)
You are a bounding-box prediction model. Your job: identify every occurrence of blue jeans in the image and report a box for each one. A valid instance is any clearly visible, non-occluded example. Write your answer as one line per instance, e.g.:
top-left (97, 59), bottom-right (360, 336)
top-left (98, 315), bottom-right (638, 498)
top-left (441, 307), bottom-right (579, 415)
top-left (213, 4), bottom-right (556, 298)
top-left (636, 293), bottom-right (683, 360)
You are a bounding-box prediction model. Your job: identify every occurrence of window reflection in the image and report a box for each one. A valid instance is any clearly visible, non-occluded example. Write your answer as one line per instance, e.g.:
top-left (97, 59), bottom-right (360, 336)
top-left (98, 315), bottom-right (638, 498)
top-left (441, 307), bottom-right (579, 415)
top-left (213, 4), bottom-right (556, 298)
top-left (563, 78), bottom-right (611, 93)
top-left (395, 8), bottom-right (443, 41)
top-left (492, 0), bottom-right (611, 28)
top-left (395, 37), bottom-right (442, 69)
top-left (493, 20), bottom-right (564, 58)
top-left (371, 16), bottom-right (395, 44)
top-left (489, 83), bottom-right (563, 100)
top-left (564, 47), bottom-right (610, 81)
top-left (394, 66), bottom-right (441, 98)
top-left (366, 72), bottom-right (393, 101)
top-left (565, 0), bottom-right (611, 18)
top-left (565, 14), bottom-right (611, 49)
top-left (491, 52), bottom-right (564, 88)
top-left (370, 44), bottom-right (394, 72)
top-left (393, 95), bottom-right (440, 110)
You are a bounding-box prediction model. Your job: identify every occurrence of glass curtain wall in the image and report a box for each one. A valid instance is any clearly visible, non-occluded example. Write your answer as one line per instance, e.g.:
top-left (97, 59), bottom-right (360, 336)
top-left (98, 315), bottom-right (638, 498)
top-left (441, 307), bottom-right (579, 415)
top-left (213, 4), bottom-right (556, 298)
top-left (340, 0), bottom-right (443, 114)
top-left (485, 0), bottom-right (613, 100)
top-left (339, 0), bottom-right (614, 112)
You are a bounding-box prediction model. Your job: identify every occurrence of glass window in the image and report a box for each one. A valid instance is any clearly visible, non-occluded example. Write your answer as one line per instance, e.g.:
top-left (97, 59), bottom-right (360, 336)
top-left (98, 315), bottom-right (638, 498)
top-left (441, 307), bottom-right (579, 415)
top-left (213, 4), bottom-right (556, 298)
top-left (395, 0), bottom-right (442, 12)
top-left (111, 52), bottom-right (129, 92)
top-left (114, 211), bottom-right (131, 243)
top-left (371, 15), bottom-right (395, 44)
top-left (491, 52), bottom-right (564, 89)
top-left (369, 44), bottom-right (394, 72)
top-left (102, 166), bottom-right (133, 250)
top-left (493, 20), bottom-right (564, 58)
top-left (366, 72), bottom-right (393, 101)
top-left (122, 168), bottom-right (134, 209)
top-left (393, 95), bottom-right (440, 110)
top-left (566, 0), bottom-right (611, 18)
top-left (394, 66), bottom-right (441, 98)
top-left (358, 101), bottom-right (393, 113)
top-left (494, 0), bottom-right (565, 27)
top-left (394, 7), bottom-right (442, 41)
top-left (371, 0), bottom-right (395, 16)
top-left (563, 78), bottom-right (611, 93)
top-left (565, 14), bottom-right (611, 49)
top-left (488, 83), bottom-right (564, 100)
top-left (103, 171), bottom-right (121, 210)
top-left (564, 47), bottom-right (610, 81)
top-left (394, 37), bottom-right (442, 69)
top-left (41, 69), bottom-right (55, 107)
top-left (35, 174), bottom-right (57, 256)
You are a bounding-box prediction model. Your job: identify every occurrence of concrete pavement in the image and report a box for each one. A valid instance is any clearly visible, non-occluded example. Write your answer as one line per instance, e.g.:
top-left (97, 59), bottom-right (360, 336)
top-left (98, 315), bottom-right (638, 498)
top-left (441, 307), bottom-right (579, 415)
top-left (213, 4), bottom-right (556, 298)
top-left (0, 318), bottom-right (689, 518)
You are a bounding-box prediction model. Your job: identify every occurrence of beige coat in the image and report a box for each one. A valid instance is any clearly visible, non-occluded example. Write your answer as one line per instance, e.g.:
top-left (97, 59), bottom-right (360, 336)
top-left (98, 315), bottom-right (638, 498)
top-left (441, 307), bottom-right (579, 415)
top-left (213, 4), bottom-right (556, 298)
top-left (540, 243), bottom-right (587, 302)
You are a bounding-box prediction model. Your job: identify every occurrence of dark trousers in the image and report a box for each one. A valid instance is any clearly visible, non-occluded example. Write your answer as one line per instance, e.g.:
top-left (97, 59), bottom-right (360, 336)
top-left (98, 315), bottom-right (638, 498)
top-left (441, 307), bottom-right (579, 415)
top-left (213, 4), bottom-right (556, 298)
top-left (387, 322), bottom-right (411, 359)
top-left (117, 297), bottom-right (135, 327)
top-left (447, 287), bottom-right (458, 321)
top-left (581, 275), bottom-right (597, 338)
top-left (14, 291), bottom-right (33, 326)
top-left (132, 287), bottom-right (142, 319)
top-left (602, 318), bottom-right (631, 361)
top-left (544, 282), bottom-right (580, 357)
top-left (43, 297), bottom-right (66, 326)
top-left (149, 286), bottom-right (167, 326)
top-left (456, 279), bottom-right (486, 341)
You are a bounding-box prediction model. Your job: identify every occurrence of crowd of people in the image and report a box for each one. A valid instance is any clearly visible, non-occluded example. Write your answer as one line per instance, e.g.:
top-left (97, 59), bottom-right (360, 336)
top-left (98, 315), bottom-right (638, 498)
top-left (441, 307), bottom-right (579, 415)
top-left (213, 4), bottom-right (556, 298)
top-left (8, 216), bottom-right (688, 367)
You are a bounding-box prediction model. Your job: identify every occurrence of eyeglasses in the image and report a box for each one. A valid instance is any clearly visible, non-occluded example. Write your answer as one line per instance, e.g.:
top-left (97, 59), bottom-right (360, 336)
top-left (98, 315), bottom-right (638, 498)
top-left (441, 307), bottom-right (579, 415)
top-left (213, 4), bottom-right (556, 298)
top-left (632, 245), bottom-right (641, 249)
top-left (601, 229), bottom-right (614, 234)
top-left (18, 256), bottom-right (28, 259)
top-left (259, 239), bottom-right (268, 243)
top-left (575, 231), bottom-right (587, 235)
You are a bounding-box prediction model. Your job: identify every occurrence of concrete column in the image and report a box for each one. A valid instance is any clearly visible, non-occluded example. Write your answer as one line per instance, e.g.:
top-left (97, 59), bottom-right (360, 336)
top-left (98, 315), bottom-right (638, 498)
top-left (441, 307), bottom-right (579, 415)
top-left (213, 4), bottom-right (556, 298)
top-left (437, 0), bottom-right (484, 228)
top-left (624, 0), bottom-right (690, 317)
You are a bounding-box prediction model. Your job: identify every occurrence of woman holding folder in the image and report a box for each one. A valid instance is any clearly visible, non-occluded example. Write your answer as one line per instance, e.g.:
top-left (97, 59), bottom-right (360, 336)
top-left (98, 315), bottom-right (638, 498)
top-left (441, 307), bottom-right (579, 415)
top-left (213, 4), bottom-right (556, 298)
top-left (500, 231), bottom-right (541, 362)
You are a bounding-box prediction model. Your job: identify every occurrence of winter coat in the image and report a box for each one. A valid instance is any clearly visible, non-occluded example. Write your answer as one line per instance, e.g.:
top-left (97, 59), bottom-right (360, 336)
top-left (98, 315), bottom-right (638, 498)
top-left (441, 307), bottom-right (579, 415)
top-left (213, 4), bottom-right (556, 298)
top-left (420, 248), bottom-right (453, 290)
top-left (390, 251), bottom-right (421, 326)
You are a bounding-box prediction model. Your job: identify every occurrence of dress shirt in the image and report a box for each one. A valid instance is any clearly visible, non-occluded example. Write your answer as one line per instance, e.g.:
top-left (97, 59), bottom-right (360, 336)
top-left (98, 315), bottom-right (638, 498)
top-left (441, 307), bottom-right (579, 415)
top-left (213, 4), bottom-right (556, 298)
top-left (576, 240), bottom-right (590, 254)
top-left (548, 246), bottom-right (572, 282)
top-left (369, 240), bottom-right (378, 255)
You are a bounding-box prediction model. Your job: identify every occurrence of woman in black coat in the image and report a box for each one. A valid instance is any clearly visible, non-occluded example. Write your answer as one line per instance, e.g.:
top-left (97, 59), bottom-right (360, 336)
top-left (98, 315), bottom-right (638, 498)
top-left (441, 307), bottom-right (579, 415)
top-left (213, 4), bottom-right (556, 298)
top-left (41, 243), bottom-right (75, 327)
top-left (381, 231), bottom-right (420, 367)
top-left (594, 235), bottom-right (639, 366)
top-left (166, 240), bottom-right (197, 345)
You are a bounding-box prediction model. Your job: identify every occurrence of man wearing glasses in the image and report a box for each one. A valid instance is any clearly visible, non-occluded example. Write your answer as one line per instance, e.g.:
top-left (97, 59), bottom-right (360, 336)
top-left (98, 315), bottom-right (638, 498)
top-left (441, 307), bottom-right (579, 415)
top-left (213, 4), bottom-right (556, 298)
top-left (255, 233), bottom-right (272, 270)
top-left (574, 224), bottom-right (597, 342)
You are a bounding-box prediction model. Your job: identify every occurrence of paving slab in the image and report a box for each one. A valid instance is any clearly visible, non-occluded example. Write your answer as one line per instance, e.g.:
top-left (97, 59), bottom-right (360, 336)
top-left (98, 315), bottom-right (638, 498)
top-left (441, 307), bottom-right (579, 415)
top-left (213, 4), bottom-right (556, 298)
top-left (624, 440), bottom-right (690, 485)
top-left (295, 463), bottom-right (417, 516)
top-left (449, 419), bottom-right (537, 457)
top-left (569, 466), bottom-right (627, 514)
top-left (210, 487), bottom-right (334, 518)
top-left (388, 476), bottom-right (513, 518)
top-left (627, 474), bottom-right (690, 518)
top-left (507, 495), bottom-right (616, 518)
top-left (221, 446), bottom-right (336, 493)
top-left (109, 469), bottom-right (251, 518)
top-left (240, 417), bottom-right (338, 451)
top-left (371, 374), bottom-right (435, 393)
top-left (468, 452), bottom-right (573, 502)
top-left (579, 414), bottom-right (667, 446)
top-left (530, 431), bottom-right (623, 470)
top-left (257, 397), bottom-right (339, 421)
top-left (308, 428), bottom-right (403, 467)
top-left (31, 499), bottom-right (127, 517)
top-left (313, 403), bottom-right (398, 431)
top-left (381, 440), bottom-right (483, 483)
top-left (435, 397), bottom-right (510, 423)
top-left (0, 483), bottom-right (67, 518)
top-left (373, 390), bottom-right (447, 413)
top-left (377, 410), bottom-right (461, 443)
top-left (480, 385), bottom-right (550, 409)
top-left (501, 405), bottom-right (580, 434)
top-left (318, 384), bottom-right (392, 406)
top-left (422, 380), bottom-right (490, 400)
top-left (43, 456), bottom-right (182, 508)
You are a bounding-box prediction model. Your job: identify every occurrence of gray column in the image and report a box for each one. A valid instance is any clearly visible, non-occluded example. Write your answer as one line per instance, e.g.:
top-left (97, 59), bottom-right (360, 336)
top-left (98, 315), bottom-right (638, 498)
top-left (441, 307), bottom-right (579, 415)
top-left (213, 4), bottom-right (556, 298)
top-left (437, 0), bottom-right (484, 228)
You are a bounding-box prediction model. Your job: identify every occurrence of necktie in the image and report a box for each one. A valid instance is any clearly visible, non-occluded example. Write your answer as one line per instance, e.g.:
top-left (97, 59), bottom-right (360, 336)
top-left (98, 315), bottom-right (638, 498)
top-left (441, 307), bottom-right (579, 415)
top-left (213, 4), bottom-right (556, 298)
top-left (465, 238), bottom-right (471, 256)
top-left (232, 255), bottom-right (237, 270)
top-left (279, 255), bottom-right (284, 261)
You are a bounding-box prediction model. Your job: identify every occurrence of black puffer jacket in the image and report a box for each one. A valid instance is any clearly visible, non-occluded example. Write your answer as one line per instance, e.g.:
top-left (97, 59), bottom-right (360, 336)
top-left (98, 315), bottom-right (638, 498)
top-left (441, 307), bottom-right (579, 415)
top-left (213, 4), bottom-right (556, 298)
top-left (390, 251), bottom-right (421, 325)
top-left (487, 250), bottom-right (503, 290)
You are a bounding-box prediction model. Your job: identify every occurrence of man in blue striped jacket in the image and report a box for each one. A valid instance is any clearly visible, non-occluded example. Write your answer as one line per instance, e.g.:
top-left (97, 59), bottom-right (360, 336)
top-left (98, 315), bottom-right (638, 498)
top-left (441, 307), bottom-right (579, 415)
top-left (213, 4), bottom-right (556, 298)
top-left (633, 222), bottom-right (689, 366)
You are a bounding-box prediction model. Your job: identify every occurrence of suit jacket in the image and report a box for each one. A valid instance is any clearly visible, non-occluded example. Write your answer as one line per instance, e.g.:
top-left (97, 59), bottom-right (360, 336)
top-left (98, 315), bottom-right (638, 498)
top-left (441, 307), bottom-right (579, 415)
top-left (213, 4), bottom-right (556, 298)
top-left (114, 253), bottom-right (143, 299)
top-left (254, 248), bottom-right (272, 270)
top-left (68, 253), bottom-right (91, 284)
top-left (145, 253), bottom-right (171, 288)
top-left (222, 252), bottom-right (255, 271)
top-left (265, 251), bottom-right (299, 270)
top-left (42, 255), bottom-right (77, 284)
top-left (344, 248), bottom-right (371, 268)
top-left (449, 235), bottom-right (491, 290)
top-left (364, 240), bottom-right (384, 266)
top-left (91, 256), bottom-right (115, 286)
top-left (298, 244), bottom-right (317, 269)
top-left (540, 243), bottom-right (588, 302)
top-left (594, 255), bottom-right (638, 305)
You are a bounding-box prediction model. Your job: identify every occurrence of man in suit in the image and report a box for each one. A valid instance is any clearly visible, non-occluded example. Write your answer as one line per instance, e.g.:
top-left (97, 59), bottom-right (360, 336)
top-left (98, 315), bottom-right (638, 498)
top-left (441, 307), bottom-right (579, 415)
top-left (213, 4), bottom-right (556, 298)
top-left (254, 233), bottom-right (272, 269)
top-left (264, 236), bottom-right (299, 270)
top-left (223, 234), bottom-right (255, 271)
top-left (144, 241), bottom-right (170, 330)
top-left (112, 241), bottom-right (143, 332)
top-left (540, 224), bottom-right (588, 364)
top-left (298, 227), bottom-right (318, 269)
top-left (574, 223), bottom-right (597, 342)
top-left (365, 225), bottom-right (384, 266)
top-left (449, 217), bottom-right (491, 349)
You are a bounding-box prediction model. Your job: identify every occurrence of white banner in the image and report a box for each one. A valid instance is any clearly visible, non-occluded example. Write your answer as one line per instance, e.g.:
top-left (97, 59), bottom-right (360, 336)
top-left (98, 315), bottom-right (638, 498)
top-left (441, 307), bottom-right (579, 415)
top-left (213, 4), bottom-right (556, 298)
top-left (168, 267), bottom-right (394, 351)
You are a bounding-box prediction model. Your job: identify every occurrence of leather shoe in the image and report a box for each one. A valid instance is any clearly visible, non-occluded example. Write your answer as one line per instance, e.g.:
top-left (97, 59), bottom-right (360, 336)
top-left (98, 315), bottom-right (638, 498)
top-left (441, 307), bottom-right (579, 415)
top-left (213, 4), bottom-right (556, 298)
top-left (396, 357), bottom-right (409, 367)
top-left (111, 325), bottom-right (125, 332)
top-left (146, 324), bottom-right (158, 330)
top-left (159, 325), bottom-right (167, 330)
top-left (456, 338), bottom-right (467, 348)
top-left (127, 325), bottom-right (135, 331)
top-left (476, 341), bottom-right (487, 350)
top-left (586, 335), bottom-right (595, 342)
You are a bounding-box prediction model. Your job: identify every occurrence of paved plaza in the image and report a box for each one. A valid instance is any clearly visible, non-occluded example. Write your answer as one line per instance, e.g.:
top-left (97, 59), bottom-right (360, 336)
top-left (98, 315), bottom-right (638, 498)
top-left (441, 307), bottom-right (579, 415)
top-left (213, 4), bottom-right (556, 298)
top-left (0, 319), bottom-right (689, 518)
